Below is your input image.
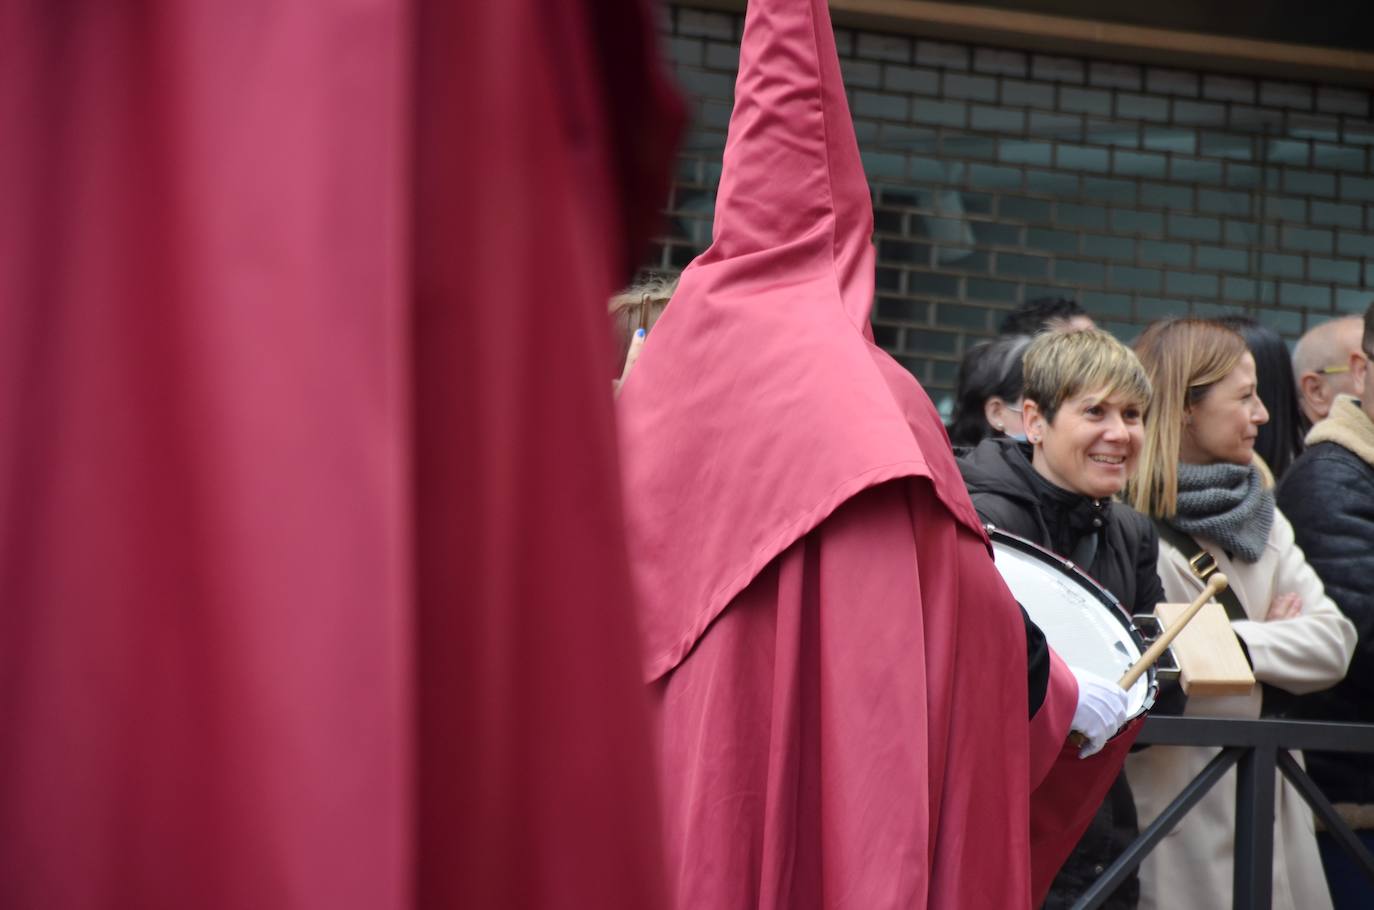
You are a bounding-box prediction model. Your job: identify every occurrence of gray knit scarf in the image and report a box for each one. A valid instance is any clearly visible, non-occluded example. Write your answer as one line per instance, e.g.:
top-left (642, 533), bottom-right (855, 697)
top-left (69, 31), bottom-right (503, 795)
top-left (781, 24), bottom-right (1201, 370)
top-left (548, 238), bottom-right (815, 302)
top-left (1169, 461), bottom-right (1273, 563)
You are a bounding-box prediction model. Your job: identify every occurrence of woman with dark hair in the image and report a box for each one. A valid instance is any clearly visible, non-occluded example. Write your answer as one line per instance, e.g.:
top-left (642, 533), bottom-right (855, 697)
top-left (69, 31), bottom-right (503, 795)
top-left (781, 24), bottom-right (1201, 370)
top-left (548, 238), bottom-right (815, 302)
top-left (1215, 315), bottom-right (1307, 479)
top-left (948, 334), bottom-right (1032, 449)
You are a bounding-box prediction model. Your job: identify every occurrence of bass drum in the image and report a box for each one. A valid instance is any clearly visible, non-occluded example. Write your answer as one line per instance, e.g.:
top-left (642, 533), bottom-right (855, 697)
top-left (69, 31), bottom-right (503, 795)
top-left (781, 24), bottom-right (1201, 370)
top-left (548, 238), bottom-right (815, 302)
top-left (988, 526), bottom-right (1156, 724)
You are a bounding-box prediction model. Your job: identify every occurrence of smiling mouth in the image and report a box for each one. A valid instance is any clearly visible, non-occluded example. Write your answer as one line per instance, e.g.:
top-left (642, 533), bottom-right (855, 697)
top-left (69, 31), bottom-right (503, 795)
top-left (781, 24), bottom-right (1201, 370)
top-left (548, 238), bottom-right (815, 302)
top-left (1089, 455), bottom-right (1126, 465)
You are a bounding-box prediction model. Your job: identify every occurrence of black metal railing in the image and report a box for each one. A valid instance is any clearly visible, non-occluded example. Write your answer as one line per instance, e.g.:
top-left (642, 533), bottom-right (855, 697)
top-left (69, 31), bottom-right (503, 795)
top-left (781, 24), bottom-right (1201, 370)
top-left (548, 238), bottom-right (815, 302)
top-left (1073, 716), bottom-right (1374, 910)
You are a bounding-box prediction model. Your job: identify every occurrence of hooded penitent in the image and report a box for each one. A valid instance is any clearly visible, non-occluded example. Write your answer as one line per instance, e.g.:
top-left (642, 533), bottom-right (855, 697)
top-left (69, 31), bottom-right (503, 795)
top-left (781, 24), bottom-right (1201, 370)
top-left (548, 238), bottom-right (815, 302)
top-left (617, 0), bottom-right (1130, 905)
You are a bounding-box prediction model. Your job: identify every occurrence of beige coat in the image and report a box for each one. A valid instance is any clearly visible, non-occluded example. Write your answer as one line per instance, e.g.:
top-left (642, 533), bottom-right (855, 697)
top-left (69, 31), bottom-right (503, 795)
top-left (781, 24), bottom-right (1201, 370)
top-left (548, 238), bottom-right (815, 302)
top-left (1127, 506), bottom-right (1357, 910)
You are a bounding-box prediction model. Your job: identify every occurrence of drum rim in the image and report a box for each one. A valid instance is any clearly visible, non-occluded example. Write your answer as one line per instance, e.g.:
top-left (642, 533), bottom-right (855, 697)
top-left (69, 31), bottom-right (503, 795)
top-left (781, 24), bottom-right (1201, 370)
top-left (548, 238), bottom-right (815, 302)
top-left (986, 523), bottom-right (1159, 717)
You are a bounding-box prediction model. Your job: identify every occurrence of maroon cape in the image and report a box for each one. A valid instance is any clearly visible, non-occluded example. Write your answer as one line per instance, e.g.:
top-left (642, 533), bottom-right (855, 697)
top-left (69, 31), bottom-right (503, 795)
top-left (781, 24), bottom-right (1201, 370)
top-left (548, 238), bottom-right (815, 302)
top-left (0, 2), bottom-right (681, 908)
top-left (616, 0), bottom-right (1130, 905)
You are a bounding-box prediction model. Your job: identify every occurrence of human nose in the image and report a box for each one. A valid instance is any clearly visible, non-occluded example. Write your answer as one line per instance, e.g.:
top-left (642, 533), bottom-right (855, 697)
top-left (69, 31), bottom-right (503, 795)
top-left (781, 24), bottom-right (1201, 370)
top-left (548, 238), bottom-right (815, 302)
top-left (1253, 395), bottom-right (1270, 426)
top-left (1102, 412), bottom-right (1127, 440)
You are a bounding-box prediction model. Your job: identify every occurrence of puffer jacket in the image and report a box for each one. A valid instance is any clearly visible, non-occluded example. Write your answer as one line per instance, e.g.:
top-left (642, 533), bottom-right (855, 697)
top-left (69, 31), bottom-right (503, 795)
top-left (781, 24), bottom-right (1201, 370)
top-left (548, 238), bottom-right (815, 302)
top-left (959, 437), bottom-right (1166, 909)
top-left (959, 438), bottom-right (1165, 615)
top-left (1277, 396), bottom-right (1374, 821)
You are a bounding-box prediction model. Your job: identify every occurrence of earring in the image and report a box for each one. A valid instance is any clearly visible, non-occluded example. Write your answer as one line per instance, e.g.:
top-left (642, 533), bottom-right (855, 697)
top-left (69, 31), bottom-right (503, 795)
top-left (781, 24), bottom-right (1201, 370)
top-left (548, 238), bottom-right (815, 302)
top-left (994, 423), bottom-right (1004, 431)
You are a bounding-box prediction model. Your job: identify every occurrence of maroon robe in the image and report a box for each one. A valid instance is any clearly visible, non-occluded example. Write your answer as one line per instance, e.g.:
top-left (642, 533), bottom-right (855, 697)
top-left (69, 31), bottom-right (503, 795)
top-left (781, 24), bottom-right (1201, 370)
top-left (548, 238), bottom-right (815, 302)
top-left (0, 1), bottom-right (681, 907)
top-left (616, 0), bottom-right (1129, 904)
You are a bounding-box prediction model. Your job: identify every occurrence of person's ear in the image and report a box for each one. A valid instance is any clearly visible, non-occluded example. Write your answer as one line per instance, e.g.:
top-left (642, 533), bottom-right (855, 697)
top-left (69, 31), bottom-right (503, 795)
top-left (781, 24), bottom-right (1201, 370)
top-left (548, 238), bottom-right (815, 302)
top-left (1350, 351), bottom-right (1368, 394)
top-left (1021, 399), bottom-right (1046, 445)
top-left (984, 396), bottom-right (1009, 432)
top-left (1301, 370), bottom-right (1331, 407)
top-left (1297, 371), bottom-right (1326, 418)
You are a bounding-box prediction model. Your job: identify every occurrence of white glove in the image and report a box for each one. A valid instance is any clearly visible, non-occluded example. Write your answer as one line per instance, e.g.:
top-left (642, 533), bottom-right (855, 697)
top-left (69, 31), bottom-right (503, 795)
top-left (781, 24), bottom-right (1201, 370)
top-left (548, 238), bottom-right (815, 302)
top-left (1069, 666), bottom-right (1129, 758)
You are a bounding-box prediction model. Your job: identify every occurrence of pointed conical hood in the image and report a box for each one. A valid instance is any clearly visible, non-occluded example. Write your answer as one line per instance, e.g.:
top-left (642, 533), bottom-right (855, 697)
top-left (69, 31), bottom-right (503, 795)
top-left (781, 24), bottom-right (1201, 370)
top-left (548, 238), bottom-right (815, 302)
top-left (619, 0), bottom-right (983, 681)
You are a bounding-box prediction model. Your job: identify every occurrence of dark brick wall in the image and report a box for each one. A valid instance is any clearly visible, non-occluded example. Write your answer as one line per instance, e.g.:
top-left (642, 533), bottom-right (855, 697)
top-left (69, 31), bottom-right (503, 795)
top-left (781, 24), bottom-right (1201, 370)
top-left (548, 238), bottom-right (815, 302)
top-left (650, 5), bottom-right (1374, 414)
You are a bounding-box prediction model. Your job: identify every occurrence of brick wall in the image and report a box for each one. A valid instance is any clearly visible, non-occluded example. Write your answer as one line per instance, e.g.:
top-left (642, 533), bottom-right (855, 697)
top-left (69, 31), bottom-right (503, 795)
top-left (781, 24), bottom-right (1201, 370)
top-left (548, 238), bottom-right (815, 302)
top-left (650, 5), bottom-right (1374, 413)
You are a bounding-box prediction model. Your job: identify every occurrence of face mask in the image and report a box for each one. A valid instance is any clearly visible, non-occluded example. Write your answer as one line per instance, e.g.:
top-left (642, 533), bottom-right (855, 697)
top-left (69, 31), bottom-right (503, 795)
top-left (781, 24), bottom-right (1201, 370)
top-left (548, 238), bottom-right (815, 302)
top-left (1008, 432), bottom-right (1029, 443)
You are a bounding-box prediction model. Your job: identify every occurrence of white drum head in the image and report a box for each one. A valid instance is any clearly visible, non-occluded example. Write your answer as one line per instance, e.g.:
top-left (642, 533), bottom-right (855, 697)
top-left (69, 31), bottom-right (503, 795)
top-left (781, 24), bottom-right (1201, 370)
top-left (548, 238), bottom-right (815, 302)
top-left (991, 534), bottom-right (1152, 718)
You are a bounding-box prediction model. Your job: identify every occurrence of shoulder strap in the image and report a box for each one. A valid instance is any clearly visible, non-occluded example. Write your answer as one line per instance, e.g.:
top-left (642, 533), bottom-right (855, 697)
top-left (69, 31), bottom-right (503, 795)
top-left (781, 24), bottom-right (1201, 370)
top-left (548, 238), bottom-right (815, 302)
top-left (1151, 518), bottom-right (1248, 622)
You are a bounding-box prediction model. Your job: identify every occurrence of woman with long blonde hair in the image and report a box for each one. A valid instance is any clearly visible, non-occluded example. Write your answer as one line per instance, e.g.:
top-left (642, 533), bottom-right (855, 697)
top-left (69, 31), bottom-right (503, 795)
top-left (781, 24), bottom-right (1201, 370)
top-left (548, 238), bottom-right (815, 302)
top-left (1125, 318), bottom-right (1356, 910)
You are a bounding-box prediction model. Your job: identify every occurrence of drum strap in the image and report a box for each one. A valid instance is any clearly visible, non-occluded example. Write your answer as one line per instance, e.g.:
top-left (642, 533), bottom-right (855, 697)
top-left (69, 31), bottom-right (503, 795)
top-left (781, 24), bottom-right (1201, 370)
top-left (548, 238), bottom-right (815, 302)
top-left (1151, 519), bottom-right (1247, 622)
top-left (1068, 533), bottom-right (1098, 575)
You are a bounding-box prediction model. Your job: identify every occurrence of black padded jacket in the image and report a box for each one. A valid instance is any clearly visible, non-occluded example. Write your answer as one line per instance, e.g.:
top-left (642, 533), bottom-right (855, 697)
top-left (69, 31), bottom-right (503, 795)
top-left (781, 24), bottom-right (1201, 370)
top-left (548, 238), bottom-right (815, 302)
top-left (1277, 434), bottom-right (1374, 813)
top-left (958, 437), bottom-right (1167, 910)
top-left (958, 438), bottom-right (1165, 616)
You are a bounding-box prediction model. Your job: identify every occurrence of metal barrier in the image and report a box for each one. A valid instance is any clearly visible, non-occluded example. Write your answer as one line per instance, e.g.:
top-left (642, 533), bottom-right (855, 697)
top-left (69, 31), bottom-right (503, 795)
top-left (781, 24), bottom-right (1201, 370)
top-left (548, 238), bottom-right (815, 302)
top-left (1073, 716), bottom-right (1374, 910)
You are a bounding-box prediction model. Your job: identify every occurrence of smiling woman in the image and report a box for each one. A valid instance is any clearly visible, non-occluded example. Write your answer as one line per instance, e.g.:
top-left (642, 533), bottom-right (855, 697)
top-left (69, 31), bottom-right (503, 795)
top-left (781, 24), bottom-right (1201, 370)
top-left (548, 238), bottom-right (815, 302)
top-left (960, 328), bottom-right (1158, 595)
top-left (1027, 389), bottom-right (1141, 499)
top-left (957, 328), bottom-right (1164, 909)
top-left (1020, 330), bottom-right (1153, 504)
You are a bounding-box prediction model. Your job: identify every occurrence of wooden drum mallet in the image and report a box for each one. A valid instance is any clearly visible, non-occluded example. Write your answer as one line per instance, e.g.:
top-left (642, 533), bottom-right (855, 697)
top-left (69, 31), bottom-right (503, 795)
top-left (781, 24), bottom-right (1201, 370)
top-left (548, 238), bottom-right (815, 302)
top-left (1069, 573), bottom-right (1230, 749)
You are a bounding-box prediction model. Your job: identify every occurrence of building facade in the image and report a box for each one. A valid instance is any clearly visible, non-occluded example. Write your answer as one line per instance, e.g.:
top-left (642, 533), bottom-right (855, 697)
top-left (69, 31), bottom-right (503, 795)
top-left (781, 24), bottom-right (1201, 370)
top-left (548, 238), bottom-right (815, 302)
top-left (651, 4), bottom-right (1374, 413)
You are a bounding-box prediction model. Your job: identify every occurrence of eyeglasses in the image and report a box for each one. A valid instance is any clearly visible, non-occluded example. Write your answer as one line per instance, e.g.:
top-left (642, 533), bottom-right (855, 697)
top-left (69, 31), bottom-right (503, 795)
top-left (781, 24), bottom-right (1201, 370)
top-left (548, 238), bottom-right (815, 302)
top-left (1317, 350), bottom-right (1371, 375)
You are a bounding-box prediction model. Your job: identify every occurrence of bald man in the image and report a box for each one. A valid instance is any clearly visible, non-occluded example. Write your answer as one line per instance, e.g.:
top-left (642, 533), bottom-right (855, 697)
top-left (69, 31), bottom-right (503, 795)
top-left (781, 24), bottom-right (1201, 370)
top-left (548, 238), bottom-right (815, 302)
top-left (1294, 315), bottom-right (1366, 424)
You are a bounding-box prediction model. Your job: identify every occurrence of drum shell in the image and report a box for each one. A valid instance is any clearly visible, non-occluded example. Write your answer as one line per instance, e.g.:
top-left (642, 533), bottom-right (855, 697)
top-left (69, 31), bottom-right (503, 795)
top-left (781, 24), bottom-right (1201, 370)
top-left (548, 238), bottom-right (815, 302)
top-left (987, 526), bottom-right (1158, 723)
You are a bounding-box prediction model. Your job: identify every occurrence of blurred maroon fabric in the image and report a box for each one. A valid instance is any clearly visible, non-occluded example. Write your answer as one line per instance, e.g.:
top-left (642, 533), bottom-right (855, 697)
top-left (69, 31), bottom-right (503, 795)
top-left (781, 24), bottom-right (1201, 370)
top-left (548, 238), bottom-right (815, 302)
top-left (0, 1), bottom-right (681, 908)
top-left (413, 0), bottom-right (681, 906)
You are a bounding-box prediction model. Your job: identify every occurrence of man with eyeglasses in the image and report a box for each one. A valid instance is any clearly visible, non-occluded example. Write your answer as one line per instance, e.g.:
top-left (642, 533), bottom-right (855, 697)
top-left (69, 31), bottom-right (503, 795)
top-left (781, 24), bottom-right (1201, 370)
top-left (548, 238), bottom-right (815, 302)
top-left (1293, 315), bottom-right (1367, 426)
top-left (1278, 301), bottom-right (1374, 908)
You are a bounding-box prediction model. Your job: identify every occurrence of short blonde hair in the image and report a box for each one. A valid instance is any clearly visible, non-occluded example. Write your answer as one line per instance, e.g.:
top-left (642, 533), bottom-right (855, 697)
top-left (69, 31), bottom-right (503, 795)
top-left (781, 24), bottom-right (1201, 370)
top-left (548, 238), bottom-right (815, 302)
top-left (1126, 319), bottom-right (1249, 518)
top-left (1021, 328), bottom-right (1152, 424)
top-left (608, 274), bottom-right (678, 369)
